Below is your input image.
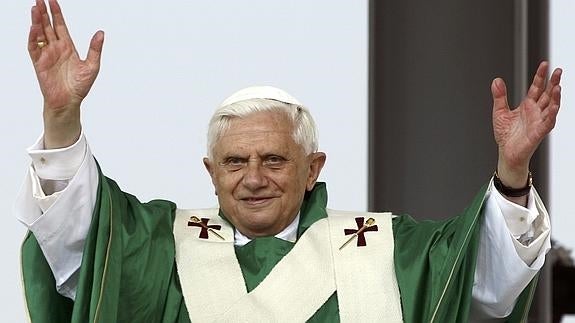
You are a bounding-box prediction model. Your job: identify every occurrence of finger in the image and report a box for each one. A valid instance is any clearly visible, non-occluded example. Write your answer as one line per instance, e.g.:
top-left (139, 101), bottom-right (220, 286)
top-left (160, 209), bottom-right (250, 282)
top-left (86, 31), bottom-right (105, 66)
top-left (539, 67), bottom-right (562, 111)
top-left (30, 4), bottom-right (45, 41)
top-left (542, 85), bottom-right (561, 124)
top-left (526, 61), bottom-right (549, 101)
top-left (29, 5), bottom-right (48, 61)
top-left (48, 0), bottom-right (72, 42)
top-left (550, 84), bottom-right (562, 112)
top-left (491, 78), bottom-right (510, 113)
top-left (30, 3), bottom-right (42, 31)
top-left (542, 100), bottom-right (559, 131)
top-left (28, 6), bottom-right (43, 56)
top-left (28, 24), bottom-right (43, 61)
top-left (537, 91), bottom-right (550, 111)
top-left (544, 68), bottom-right (563, 95)
top-left (37, 0), bottom-right (57, 43)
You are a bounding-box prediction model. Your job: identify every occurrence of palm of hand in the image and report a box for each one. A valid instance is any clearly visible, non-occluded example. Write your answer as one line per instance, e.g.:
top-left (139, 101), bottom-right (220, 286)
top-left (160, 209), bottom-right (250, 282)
top-left (28, 0), bottom-right (103, 110)
top-left (492, 63), bottom-right (562, 170)
top-left (34, 42), bottom-right (96, 109)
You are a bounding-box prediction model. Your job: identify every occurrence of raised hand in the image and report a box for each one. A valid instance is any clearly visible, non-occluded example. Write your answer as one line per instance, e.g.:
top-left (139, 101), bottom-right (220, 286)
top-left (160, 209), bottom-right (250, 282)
top-left (28, 0), bottom-right (104, 148)
top-left (492, 61), bottom-right (562, 190)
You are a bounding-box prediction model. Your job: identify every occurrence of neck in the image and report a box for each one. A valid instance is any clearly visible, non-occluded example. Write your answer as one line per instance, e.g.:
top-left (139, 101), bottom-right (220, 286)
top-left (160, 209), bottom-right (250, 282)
top-left (234, 214), bottom-right (300, 246)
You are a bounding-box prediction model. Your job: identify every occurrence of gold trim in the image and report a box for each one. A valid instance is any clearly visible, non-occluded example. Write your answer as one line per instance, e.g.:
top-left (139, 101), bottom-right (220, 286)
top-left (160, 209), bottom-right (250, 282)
top-left (93, 189), bottom-right (114, 322)
top-left (338, 217), bottom-right (376, 250)
top-left (430, 198), bottom-right (483, 323)
top-left (19, 231), bottom-right (33, 323)
top-left (520, 276), bottom-right (538, 323)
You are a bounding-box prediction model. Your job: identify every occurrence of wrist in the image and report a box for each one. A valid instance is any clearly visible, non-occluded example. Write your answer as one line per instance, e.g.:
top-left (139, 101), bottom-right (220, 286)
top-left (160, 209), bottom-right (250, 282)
top-left (43, 106), bottom-right (82, 149)
top-left (493, 170), bottom-right (532, 197)
top-left (496, 155), bottom-right (530, 188)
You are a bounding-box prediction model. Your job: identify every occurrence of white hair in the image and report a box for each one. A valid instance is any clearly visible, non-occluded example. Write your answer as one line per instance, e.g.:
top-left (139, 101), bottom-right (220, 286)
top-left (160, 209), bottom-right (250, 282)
top-left (207, 98), bottom-right (319, 160)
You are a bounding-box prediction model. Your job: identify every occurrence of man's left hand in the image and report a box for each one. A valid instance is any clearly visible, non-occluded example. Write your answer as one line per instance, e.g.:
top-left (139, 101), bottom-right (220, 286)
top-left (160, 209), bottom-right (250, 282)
top-left (492, 61), bottom-right (562, 193)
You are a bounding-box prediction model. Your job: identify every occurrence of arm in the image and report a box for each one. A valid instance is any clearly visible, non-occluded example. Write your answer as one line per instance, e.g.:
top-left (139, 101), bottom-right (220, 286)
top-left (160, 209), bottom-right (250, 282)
top-left (16, 134), bottom-right (98, 299)
top-left (28, 0), bottom-right (104, 148)
top-left (492, 61), bottom-right (562, 206)
top-left (19, 0), bottom-right (104, 298)
top-left (470, 184), bottom-right (550, 321)
top-left (468, 61), bottom-right (562, 320)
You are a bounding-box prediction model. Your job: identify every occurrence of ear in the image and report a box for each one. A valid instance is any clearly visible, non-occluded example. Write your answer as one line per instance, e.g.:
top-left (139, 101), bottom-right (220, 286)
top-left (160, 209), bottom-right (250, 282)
top-left (203, 157), bottom-right (216, 182)
top-left (306, 152), bottom-right (326, 191)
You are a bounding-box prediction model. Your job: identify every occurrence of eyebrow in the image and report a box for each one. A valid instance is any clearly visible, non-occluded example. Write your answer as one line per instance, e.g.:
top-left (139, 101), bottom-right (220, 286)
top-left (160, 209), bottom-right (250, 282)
top-left (219, 152), bottom-right (290, 161)
top-left (262, 153), bottom-right (288, 160)
top-left (219, 154), bottom-right (248, 161)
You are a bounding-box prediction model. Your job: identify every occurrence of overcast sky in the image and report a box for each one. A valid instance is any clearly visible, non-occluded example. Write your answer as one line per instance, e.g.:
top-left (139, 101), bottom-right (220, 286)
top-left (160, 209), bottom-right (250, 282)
top-left (1, 1), bottom-right (572, 322)
top-left (1, 1), bottom-right (367, 320)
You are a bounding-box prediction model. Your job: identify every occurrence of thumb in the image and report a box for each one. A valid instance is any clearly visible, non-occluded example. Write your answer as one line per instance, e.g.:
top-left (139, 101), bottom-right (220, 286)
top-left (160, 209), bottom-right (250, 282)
top-left (86, 30), bottom-right (104, 66)
top-left (491, 78), bottom-right (510, 114)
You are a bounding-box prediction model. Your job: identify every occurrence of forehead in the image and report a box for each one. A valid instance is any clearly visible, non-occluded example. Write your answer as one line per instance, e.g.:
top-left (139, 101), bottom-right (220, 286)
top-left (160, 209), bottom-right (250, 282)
top-left (214, 111), bottom-right (299, 156)
top-left (226, 111), bottom-right (292, 134)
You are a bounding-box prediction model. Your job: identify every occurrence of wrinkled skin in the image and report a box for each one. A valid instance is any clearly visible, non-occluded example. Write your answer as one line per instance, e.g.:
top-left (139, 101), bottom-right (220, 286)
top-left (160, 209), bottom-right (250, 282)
top-left (203, 112), bottom-right (326, 238)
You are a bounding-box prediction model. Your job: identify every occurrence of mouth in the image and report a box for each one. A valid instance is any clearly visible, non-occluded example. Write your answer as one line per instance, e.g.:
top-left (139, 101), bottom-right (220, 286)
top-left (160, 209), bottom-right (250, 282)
top-left (240, 196), bottom-right (275, 206)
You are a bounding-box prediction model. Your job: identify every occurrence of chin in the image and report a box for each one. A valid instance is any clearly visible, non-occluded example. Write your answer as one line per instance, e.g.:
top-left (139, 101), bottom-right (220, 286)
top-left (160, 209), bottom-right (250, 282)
top-left (236, 216), bottom-right (283, 237)
top-left (244, 219), bottom-right (278, 235)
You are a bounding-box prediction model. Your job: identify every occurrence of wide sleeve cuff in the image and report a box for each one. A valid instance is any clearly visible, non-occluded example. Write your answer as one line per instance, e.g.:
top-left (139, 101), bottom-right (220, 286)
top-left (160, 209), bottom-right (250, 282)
top-left (490, 180), bottom-right (551, 266)
top-left (471, 183), bottom-right (551, 319)
top-left (15, 134), bottom-right (98, 293)
top-left (28, 132), bottom-right (87, 180)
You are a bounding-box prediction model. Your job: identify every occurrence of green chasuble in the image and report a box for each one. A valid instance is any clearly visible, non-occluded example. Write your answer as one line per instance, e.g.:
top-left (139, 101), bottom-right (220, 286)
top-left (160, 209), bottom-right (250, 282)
top-left (21, 167), bottom-right (538, 322)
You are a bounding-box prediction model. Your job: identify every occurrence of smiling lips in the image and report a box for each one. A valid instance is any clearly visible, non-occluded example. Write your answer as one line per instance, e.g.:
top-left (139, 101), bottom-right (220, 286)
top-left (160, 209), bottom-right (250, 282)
top-left (241, 196), bottom-right (276, 206)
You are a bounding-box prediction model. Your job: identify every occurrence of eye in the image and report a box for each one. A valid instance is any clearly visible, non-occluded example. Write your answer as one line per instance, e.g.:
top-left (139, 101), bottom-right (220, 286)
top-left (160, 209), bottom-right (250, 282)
top-left (228, 157), bottom-right (245, 166)
top-left (220, 157), bottom-right (247, 170)
top-left (263, 155), bottom-right (286, 168)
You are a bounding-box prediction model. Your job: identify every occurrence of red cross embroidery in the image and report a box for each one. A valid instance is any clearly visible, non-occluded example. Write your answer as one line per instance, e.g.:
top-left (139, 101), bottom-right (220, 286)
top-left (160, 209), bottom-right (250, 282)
top-left (188, 217), bottom-right (222, 239)
top-left (344, 217), bottom-right (379, 247)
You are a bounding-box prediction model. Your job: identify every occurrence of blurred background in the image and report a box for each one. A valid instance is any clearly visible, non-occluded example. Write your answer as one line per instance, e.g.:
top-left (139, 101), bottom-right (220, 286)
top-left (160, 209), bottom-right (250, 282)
top-left (0, 0), bottom-right (572, 321)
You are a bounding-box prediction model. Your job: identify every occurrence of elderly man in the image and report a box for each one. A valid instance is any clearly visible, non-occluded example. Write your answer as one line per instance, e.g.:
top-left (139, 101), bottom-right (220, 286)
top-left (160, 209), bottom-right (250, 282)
top-left (17, 0), bottom-right (562, 322)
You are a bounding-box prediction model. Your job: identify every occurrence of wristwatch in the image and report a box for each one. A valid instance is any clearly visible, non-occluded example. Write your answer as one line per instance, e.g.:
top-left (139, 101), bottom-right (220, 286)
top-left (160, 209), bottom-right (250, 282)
top-left (493, 170), bottom-right (532, 197)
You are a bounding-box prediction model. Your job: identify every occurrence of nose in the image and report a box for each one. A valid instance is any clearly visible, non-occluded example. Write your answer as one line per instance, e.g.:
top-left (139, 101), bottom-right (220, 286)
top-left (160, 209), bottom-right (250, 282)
top-left (242, 160), bottom-right (268, 190)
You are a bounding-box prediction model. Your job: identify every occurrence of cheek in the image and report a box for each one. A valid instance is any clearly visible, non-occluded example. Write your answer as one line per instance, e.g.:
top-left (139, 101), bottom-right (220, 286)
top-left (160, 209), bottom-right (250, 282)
top-left (213, 171), bottom-right (242, 193)
top-left (274, 168), bottom-right (309, 192)
top-left (295, 166), bottom-right (311, 185)
top-left (214, 172), bottom-right (228, 186)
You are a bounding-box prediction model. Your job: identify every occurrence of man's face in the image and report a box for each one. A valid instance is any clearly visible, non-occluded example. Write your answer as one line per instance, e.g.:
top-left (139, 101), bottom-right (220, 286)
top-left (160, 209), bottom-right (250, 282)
top-left (203, 111), bottom-right (326, 238)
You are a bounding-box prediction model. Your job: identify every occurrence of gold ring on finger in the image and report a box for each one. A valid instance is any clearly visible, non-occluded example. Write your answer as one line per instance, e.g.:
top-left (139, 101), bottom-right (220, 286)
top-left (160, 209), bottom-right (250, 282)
top-left (37, 41), bottom-right (47, 49)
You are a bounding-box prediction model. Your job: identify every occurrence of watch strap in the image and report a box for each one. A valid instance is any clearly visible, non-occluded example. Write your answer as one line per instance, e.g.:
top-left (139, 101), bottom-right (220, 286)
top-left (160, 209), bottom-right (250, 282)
top-left (493, 171), bottom-right (532, 197)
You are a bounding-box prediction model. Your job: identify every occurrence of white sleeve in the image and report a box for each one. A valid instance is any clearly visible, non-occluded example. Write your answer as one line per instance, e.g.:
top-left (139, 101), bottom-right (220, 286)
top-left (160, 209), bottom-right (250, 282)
top-left (469, 180), bottom-right (551, 322)
top-left (15, 133), bottom-right (99, 300)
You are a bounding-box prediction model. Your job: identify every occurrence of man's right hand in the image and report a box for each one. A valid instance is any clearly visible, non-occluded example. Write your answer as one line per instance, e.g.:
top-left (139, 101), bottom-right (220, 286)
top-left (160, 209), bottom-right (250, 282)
top-left (28, 0), bottom-right (104, 149)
